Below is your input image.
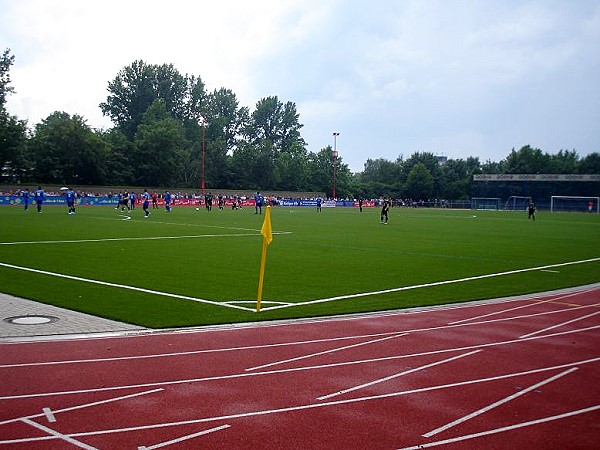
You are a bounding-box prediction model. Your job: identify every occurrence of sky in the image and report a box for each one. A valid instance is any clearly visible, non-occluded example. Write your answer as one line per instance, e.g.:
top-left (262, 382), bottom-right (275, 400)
top-left (1, 0), bottom-right (599, 172)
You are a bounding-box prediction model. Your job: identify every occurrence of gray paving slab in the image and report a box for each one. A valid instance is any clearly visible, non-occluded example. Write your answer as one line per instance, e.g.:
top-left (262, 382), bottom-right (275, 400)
top-left (0, 293), bottom-right (145, 341)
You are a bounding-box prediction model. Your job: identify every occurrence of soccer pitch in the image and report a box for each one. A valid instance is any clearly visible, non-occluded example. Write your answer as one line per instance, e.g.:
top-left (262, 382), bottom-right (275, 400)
top-left (1, 205), bottom-right (598, 327)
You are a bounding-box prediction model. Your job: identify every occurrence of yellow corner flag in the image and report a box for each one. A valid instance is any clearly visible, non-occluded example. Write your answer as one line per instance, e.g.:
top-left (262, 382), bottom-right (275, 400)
top-left (256, 206), bottom-right (273, 312)
top-left (261, 205), bottom-right (273, 245)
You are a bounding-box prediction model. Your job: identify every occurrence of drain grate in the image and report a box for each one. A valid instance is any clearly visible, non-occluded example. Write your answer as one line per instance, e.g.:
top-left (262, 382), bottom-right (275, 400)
top-left (3, 315), bottom-right (59, 325)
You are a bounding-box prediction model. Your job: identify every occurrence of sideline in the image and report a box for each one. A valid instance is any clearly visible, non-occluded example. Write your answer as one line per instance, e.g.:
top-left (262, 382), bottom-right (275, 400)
top-left (0, 262), bottom-right (254, 313)
top-left (260, 257), bottom-right (600, 311)
top-left (0, 258), bottom-right (598, 315)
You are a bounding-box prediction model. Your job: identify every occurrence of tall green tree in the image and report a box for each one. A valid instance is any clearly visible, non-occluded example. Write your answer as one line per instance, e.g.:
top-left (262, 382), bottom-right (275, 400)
top-left (132, 100), bottom-right (185, 187)
top-left (101, 61), bottom-right (207, 140)
top-left (0, 48), bottom-right (28, 182)
top-left (0, 48), bottom-right (16, 108)
top-left (504, 145), bottom-right (551, 173)
top-left (404, 163), bottom-right (434, 200)
top-left (29, 112), bottom-right (108, 185)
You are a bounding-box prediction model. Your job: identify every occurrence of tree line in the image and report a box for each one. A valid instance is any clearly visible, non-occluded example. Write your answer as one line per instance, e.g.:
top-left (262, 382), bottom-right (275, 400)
top-left (1, 48), bottom-right (598, 200)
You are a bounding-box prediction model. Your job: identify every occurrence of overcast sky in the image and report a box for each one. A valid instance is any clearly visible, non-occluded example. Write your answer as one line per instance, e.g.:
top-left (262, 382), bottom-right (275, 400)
top-left (1, 0), bottom-right (599, 172)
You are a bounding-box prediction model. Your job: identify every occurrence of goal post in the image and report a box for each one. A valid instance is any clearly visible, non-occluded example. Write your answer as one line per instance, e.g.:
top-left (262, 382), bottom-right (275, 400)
top-left (471, 197), bottom-right (501, 210)
top-left (504, 196), bottom-right (532, 211)
top-left (550, 196), bottom-right (600, 213)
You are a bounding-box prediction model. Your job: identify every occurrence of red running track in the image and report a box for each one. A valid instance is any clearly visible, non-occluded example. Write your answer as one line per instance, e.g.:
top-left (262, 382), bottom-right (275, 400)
top-left (1, 286), bottom-right (599, 449)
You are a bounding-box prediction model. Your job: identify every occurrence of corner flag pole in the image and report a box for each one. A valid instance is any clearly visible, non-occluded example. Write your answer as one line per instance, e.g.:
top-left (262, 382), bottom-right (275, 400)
top-left (256, 205), bottom-right (273, 312)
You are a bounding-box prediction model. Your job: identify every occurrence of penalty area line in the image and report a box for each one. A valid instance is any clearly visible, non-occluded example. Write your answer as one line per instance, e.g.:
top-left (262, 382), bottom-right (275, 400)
top-left (260, 257), bottom-right (600, 312)
top-left (0, 262), bottom-right (255, 313)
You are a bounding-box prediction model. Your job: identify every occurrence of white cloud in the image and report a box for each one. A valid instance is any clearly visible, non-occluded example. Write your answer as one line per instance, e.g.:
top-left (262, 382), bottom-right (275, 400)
top-left (1, 0), bottom-right (598, 172)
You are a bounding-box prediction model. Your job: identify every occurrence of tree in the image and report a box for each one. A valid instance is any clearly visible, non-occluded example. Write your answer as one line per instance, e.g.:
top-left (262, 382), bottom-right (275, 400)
top-left (132, 100), bottom-right (185, 187)
top-left (404, 163), bottom-right (433, 200)
top-left (29, 112), bottom-right (108, 185)
top-left (504, 145), bottom-right (550, 173)
top-left (247, 96), bottom-right (305, 153)
top-left (101, 128), bottom-right (134, 185)
top-left (578, 152), bottom-right (600, 174)
top-left (0, 48), bottom-right (16, 108)
top-left (101, 61), bottom-right (207, 140)
top-left (361, 158), bottom-right (401, 185)
top-left (0, 112), bottom-right (28, 182)
top-left (0, 48), bottom-right (28, 182)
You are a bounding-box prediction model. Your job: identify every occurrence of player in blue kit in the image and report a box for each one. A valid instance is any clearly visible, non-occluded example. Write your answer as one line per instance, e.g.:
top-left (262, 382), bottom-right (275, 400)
top-left (66, 188), bottom-right (76, 214)
top-left (34, 187), bottom-right (45, 213)
top-left (22, 188), bottom-right (30, 211)
top-left (142, 189), bottom-right (150, 218)
top-left (164, 191), bottom-right (172, 212)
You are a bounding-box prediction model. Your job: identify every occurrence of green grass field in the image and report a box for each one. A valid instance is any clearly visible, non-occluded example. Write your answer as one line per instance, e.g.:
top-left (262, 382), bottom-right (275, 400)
top-left (1, 204), bottom-right (598, 328)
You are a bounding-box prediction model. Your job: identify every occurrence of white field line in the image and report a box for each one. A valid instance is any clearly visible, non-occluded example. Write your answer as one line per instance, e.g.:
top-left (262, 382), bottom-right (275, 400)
top-left (2, 359), bottom-right (599, 445)
top-left (519, 308), bottom-right (600, 339)
top-left (317, 350), bottom-right (481, 401)
top-left (400, 405), bottom-right (600, 450)
top-left (1, 326), bottom-right (598, 402)
top-left (0, 262), bottom-right (255, 313)
top-left (0, 232), bottom-right (291, 246)
top-left (448, 287), bottom-right (599, 325)
top-left (3, 304), bottom-right (598, 370)
top-left (259, 258), bottom-right (600, 312)
top-left (245, 332), bottom-right (408, 372)
top-left (137, 424), bottom-right (230, 450)
top-left (422, 367), bottom-right (578, 437)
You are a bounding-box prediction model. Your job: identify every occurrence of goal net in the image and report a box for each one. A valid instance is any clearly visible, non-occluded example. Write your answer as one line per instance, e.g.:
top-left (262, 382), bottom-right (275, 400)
top-left (505, 196), bottom-right (532, 211)
top-left (550, 196), bottom-right (599, 213)
top-left (471, 197), bottom-right (501, 210)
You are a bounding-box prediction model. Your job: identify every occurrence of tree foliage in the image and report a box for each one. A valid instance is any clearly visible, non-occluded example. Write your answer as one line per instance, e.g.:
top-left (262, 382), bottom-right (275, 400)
top-left (1, 52), bottom-right (597, 199)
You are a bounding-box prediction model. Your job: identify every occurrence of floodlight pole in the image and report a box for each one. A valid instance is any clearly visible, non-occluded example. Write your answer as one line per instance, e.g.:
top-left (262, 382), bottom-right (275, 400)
top-left (199, 115), bottom-right (207, 194)
top-left (332, 132), bottom-right (339, 199)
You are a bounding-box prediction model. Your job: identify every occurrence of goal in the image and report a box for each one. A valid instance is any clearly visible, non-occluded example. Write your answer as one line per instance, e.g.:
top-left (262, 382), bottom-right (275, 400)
top-left (471, 197), bottom-right (500, 210)
top-left (505, 196), bottom-right (532, 211)
top-left (550, 196), bottom-right (599, 213)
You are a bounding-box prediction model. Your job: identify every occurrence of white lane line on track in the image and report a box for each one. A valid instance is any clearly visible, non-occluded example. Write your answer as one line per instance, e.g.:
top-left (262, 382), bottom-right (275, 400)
top-left (2, 306), bottom-right (598, 370)
top-left (21, 418), bottom-right (98, 450)
top-left (245, 332), bottom-right (407, 372)
top-left (42, 407), bottom-right (56, 423)
top-left (317, 350), bottom-right (481, 401)
top-left (519, 308), bottom-right (600, 339)
top-left (1, 328), bottom-right (598, 402)
top-left (0, 389), bottom-right (164, 427)
top-left (400, 404), bottom-right (600, 450)
top-left (137, 424), bottom-right (230, 450)
top-left (2, 360), bottom-right (599, 445)
top-left (422, 367), bottom-right (578, 437)
top-left (448, 287), bottom-right (598, 325)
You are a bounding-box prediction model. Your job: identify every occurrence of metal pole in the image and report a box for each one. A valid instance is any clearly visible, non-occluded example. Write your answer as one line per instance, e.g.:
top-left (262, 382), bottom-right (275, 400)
top-left (332, 132), bottom-right (339, 199)
top-left (201, 124), bottom-right (206, 194)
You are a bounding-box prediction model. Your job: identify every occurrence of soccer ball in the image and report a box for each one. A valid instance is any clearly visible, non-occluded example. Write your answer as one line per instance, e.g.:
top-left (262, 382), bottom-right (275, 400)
top-left (195, 207), bottom-right (199, 211)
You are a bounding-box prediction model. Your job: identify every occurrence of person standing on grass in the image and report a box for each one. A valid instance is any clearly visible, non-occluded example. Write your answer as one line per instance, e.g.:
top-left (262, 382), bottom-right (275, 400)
top-left (129, 191), bottom-right (136, 210)
top-left (527, 201), bottom-right (536, 221)
top-left (164, 191), bottom-right (172, 212)
top-left (142, 189), bottom-right (150, 218)
top-left (254, 191), bottom-right (264, 214)
top-left (380, 197), bottom-right (390, 224)
top-left (66, 188), bottom-right (76, 214)
top-left (34, 186), bottom-right (45, 213)
top-left (205, 192), bottom-right (213, 211)
top-left (358, 197), bottom-right (364, 212)
top-left (22, 188), bottom-right (30, 211)
top-left (316, 197), bottom-right (322, 212)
